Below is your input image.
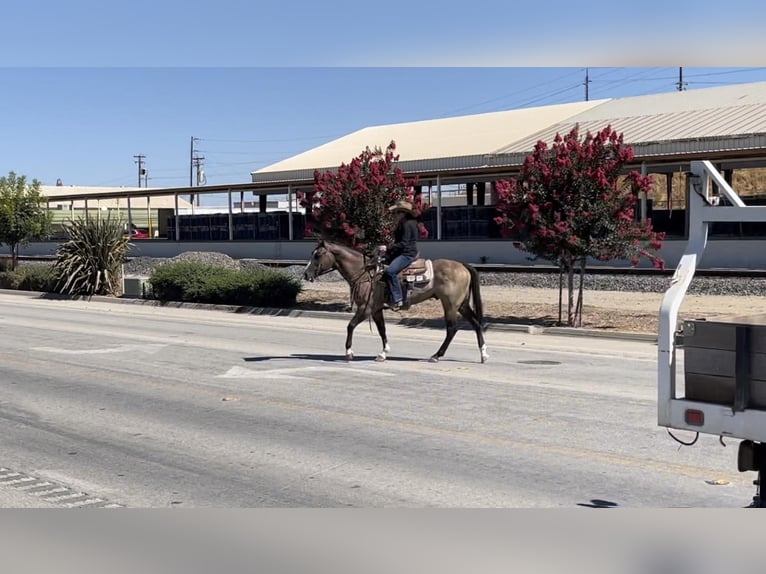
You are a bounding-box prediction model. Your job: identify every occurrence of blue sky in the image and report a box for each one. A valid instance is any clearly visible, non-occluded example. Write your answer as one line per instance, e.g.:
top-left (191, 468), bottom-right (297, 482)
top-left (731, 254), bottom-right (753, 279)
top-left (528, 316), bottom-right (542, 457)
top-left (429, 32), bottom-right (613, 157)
top-left (2, 2), bottom-right (766, 205)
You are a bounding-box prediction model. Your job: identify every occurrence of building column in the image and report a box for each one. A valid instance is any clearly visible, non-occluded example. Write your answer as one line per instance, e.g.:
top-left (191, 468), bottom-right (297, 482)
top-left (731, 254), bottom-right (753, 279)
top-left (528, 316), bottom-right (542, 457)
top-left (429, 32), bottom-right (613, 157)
top-left (174, 192), bottom-right (180, 241)
top-left (477, 182), bottom-right (486, 206)
top-left (436, 175), bottom-right (442, 241)
top-left (287, 185), bottom-right (293, 240)
top-left (228, 188), bottom-right (234, 241)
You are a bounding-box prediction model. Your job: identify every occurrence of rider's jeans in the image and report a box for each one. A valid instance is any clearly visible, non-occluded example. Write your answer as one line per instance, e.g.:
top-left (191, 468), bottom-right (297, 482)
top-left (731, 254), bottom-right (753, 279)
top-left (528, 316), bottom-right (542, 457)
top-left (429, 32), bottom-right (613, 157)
top-left (386, 254), bottom-right (414, 304)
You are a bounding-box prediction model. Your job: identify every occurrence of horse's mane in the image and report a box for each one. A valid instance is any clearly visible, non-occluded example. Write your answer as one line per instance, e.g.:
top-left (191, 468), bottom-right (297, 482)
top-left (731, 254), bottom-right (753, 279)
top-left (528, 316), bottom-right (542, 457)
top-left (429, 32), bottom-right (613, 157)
top-left (323, 239), bottom-right (365, 260)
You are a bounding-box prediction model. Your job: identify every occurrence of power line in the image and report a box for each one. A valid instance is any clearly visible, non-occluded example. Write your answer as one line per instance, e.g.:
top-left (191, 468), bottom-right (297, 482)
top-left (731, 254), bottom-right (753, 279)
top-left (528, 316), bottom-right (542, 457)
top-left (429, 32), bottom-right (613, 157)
top-left (510, 82), bottom-right (584, 109)
top-left (684, 67), bottom-right (766, 78)
top-left (433, 68), bottom-right (587, 118)
top-left (199, 135), bottom-right (344, 144)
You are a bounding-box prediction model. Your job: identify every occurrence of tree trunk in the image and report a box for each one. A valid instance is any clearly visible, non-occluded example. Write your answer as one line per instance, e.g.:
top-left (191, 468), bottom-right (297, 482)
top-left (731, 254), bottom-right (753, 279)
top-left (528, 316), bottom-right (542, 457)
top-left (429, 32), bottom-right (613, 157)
top-left (10, 244), bottom-right (18, 271)
top-left (575, 257), bottom-right (586, 327)
top-left (566, 258), bottom-right (575, 327)
top-left (558, 262), bottom-right (563, 325)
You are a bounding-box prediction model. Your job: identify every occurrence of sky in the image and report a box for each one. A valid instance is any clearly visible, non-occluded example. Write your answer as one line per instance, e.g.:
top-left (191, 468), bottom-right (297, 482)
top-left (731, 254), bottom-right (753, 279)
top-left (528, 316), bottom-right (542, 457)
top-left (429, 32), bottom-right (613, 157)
top-left (2, 1), bottom-right (766, 206)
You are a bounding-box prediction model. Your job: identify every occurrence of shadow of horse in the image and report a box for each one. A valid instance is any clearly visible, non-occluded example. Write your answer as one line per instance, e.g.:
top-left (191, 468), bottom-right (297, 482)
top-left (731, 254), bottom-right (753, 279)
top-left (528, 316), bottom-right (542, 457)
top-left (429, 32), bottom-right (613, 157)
top-left (243, 353), bottom-right (423, 363)
top-left (576, 499), bottom-right (619, 509)
top-left (393, 314), bottom-right (561, 330)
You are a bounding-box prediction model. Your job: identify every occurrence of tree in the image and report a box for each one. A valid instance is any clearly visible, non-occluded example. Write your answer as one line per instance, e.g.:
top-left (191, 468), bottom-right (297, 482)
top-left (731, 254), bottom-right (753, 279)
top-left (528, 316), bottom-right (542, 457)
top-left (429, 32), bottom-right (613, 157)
top-left (298, 141), bottom-right (429, 253)
top-left (0, 171), bottom-right (52, 270)
top-left (494, 125), bottom-right (665, 327)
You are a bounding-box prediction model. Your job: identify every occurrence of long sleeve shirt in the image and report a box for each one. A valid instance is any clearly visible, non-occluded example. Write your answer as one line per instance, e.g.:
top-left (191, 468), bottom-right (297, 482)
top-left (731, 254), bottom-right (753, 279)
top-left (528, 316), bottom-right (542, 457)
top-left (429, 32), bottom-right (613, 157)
top-left (390, 218), bottom-right (419, 258)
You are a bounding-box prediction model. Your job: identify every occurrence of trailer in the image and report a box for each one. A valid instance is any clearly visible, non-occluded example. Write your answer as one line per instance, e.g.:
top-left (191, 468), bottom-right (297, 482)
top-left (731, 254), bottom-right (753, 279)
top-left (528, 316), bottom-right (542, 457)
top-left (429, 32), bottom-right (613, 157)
top-left (659, 160), bottom-right (766, 507)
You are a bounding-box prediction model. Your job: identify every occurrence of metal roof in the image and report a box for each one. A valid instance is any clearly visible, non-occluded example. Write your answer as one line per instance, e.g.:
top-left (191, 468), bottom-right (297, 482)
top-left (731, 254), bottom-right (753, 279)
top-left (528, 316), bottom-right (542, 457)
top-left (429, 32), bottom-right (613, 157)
top-left (497, 81), bottom-right (766, 155)
top-left (42, 186), bottom-right (193, 209)
top-left (252, 81), bottom-right (766, 185)
top-left (251, 99), bottom-right (607, 183)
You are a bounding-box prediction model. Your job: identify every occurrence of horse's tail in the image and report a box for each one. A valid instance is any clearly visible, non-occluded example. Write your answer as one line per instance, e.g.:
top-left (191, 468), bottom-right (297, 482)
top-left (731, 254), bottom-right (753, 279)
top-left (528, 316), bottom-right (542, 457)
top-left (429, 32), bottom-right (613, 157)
top-left (463, 263), bottom-right (484, 325)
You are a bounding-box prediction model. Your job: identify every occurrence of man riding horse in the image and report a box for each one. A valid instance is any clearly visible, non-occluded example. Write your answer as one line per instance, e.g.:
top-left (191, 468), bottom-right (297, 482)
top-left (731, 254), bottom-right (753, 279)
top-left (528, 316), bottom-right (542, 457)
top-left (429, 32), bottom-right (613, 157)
top-left (383, 199), bottom-right (420, 311)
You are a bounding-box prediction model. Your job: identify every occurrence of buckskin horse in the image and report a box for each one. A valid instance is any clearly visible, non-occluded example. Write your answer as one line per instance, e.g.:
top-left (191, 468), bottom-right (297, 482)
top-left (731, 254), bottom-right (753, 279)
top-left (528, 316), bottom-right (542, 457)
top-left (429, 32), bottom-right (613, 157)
top-left (302, 239), bottom-right (489, 363)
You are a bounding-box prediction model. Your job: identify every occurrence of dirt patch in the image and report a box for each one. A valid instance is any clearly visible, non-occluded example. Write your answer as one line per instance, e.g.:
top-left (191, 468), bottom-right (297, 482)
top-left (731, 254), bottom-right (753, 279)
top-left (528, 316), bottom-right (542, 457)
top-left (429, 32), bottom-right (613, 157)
top-left (296, 282), bottom-right (764, 335)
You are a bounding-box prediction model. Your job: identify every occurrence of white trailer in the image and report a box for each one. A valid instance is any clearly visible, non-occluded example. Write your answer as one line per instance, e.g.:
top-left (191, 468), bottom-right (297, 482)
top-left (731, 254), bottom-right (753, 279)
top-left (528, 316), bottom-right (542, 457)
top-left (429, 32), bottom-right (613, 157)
top-left (659, 160), bottom-right (766, 507)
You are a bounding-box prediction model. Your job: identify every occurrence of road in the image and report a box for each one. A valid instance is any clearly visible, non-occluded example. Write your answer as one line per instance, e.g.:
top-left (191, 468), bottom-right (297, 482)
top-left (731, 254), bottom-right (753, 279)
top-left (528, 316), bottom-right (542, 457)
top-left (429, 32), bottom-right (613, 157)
top-left (0, 292), bottom-right (756, 508)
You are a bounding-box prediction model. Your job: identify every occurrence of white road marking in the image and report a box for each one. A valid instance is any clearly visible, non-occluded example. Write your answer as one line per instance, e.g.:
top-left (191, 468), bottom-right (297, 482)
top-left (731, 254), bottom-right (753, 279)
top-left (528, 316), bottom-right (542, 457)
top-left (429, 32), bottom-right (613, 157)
top-left (219, 366), bottom-right (312, 380)
top-left (32, 343), bottom-right (168, 355)
top-left (219, 365), bottom-right (396, 380)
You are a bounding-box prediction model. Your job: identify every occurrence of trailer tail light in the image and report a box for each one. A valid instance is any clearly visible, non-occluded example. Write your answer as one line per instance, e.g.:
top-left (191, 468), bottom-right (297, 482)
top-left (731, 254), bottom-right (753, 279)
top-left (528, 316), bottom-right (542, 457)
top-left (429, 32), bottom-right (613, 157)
top-left (685, 409), bottom-right (705, 426)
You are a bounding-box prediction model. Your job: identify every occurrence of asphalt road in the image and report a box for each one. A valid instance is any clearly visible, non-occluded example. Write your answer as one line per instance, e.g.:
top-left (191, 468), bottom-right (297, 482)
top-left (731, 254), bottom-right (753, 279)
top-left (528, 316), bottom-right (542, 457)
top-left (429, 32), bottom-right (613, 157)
top-left (0, 292), bottom-right (757, 508)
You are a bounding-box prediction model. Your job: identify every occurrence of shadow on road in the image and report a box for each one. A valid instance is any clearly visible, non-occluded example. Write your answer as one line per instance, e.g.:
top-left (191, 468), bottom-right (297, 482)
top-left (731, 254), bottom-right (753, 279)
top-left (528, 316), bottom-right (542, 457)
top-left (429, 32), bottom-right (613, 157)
top-left (243, 353), bottom-right (423, 363)
top-left (576, 499), bottom-right (619, 509)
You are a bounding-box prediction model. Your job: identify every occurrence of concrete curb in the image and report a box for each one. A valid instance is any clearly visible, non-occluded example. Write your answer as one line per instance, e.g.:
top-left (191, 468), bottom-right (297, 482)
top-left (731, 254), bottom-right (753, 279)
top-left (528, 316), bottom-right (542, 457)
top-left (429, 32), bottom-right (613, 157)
top-left (0, 289), bottom-right (658, 343)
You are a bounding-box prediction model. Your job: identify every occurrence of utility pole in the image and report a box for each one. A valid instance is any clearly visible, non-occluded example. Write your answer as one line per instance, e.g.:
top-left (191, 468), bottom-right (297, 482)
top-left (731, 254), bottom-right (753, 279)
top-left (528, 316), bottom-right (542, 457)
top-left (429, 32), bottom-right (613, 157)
top-left (193, 155), bottom-right (206, 187)
top-left (133, 154), bottom-right (146, 188)
top-left (189, 137), bottom-right (195, 187)
top-left (189, 136), bottom-right (201, 209)
top-left (584, 67), bottom-right (591, 101)
top-left (677, 67), bottom-right (687, 91)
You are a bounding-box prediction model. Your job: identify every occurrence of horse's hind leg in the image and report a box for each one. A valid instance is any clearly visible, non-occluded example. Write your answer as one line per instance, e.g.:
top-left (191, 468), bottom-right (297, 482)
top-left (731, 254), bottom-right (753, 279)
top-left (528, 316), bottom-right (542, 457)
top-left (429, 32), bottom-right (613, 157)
top-left (344, 310), bottom-right (366, 361)
top-left (459, 301), bottom-right (489, 363)
top-left (430, 307), bottom-right (460, 363)
top-left (372, 309), bottom-right (390, 362)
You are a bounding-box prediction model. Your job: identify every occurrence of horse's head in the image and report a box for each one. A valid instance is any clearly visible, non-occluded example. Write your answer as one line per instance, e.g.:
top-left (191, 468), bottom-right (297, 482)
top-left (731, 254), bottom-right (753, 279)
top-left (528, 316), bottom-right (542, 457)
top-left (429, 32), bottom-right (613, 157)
top-left (303, 239), bottom-right (336, 282)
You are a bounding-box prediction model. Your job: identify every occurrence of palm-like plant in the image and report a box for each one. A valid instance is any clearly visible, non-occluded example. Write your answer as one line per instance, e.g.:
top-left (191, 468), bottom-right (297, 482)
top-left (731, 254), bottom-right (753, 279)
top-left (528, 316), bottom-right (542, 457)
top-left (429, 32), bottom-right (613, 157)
top-left (55, 213), bottom-right (131, 296)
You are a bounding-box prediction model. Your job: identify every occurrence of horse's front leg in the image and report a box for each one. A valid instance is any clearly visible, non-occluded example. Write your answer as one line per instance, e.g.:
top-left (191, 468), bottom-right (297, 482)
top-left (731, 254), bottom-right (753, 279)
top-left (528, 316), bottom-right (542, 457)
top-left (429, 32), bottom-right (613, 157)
top-left (371, 308), bottom-right (390, 362)
top-left (430, 308), bottom-right (460, 363)
top-left (344, 309), bottom-right (367, 361)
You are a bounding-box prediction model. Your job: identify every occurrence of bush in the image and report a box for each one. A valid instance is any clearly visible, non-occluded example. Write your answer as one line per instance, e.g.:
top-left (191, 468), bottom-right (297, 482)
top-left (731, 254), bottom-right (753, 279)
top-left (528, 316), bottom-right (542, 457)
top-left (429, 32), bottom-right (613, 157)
top-left (0, 264), bottom-right (59, 292)
top-left (0, 270), bottom-right (23, 290)
top-left (19, 264), bottom-right (59, 292)
top-left (148, 261), bottom-right (302, 307)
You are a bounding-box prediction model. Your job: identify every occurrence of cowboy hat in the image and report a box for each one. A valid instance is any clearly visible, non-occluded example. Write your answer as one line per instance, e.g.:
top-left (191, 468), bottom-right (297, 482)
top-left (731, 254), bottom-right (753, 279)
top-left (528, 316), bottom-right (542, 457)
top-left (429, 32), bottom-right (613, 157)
top-left (388, 200), bottom-right (415, 216)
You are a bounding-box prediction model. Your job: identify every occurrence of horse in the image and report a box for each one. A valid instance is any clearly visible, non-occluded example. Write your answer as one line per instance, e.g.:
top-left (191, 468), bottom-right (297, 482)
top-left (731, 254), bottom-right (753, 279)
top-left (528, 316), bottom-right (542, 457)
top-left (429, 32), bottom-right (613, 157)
top-left (302, 238), bottom-right (489, 363)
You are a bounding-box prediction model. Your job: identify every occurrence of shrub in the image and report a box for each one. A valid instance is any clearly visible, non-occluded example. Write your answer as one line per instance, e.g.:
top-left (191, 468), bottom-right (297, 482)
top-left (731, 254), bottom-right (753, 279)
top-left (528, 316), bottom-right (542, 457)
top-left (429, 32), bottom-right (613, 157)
top-left (148, 261), bottom-right (302, 307)
top-left (0, 270), bottom-right (23, 290)
top-left (0, 264), bottom-right (59, 292)
top-left (18, 264), bottom-right (59, 292)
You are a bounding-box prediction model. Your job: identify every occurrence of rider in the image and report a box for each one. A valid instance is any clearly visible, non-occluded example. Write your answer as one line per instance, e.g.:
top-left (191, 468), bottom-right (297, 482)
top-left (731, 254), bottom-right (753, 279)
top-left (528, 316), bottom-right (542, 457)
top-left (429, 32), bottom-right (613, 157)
top-left (384, 199), bottom-right (419, 310)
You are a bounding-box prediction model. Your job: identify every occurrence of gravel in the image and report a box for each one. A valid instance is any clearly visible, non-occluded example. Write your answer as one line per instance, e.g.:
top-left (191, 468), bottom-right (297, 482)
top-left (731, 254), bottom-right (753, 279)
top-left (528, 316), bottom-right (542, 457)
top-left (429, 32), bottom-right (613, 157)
top-left (118, 253), bottom-right (766, 297)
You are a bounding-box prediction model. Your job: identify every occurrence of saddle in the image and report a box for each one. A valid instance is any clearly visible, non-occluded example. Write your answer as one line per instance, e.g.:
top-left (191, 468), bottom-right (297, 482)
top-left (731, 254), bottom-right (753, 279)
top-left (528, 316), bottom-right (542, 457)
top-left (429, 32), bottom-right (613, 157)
top-left (399, 257), bottom-right (430, 283)
top-left (377, 256), bottom-right (433, 310)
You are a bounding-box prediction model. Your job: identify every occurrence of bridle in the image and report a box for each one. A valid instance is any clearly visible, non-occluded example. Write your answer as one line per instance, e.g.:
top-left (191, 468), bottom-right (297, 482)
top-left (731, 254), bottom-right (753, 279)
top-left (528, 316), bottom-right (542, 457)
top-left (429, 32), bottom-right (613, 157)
top-left (311, 242), bottom-right (381, 311)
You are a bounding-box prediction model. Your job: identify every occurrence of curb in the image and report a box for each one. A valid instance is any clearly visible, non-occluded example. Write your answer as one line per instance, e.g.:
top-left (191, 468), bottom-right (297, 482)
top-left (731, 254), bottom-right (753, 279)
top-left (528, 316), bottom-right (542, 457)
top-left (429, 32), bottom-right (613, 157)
top-left (0, 289), bottom-right (658, 343)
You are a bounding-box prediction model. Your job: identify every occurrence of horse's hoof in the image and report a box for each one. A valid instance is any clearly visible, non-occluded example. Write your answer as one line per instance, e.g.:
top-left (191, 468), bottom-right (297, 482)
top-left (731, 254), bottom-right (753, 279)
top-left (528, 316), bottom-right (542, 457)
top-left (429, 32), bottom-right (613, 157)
top-left (375, 354), bottom-right (387, 362)
top-left (481, 355), bottom-right (489, 363)
top-left (346, 351), bottom-right (354, 361)
top-left (428, 356), bottom-right (439, 363)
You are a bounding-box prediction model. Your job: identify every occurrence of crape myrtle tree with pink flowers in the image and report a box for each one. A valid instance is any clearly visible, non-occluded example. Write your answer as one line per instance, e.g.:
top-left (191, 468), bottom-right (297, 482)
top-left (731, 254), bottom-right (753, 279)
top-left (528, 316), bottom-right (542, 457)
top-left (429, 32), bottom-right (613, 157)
top-left (494, 125), bottom-right (666, 327)
top-left (297, 141), bottom-right (429, 254)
